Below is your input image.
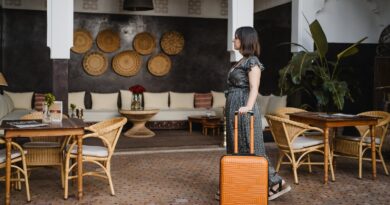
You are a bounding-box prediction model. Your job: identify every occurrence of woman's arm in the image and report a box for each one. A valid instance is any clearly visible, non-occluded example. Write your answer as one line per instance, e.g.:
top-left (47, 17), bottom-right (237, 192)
top-left (238, 65), bottom-right (261, 114)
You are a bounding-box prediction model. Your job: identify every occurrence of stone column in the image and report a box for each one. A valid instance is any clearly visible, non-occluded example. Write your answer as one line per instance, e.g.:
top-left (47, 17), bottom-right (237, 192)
top-left (228, 0), bottom-right (254, 62)
top-left (47, 0), bottom-right (74, 115)
top-left (52, 60), bottom-right (69, 114)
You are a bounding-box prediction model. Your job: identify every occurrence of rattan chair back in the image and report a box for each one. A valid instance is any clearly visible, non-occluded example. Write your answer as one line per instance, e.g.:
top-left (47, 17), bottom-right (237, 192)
top-left (86, 117), bottom-right (127, 150)
top-left (274, 107), bottom-right (307, 119)
top-left (266, 115), bottom-right (312, 150)
top-left (356, 111), bottom-right (390, 143)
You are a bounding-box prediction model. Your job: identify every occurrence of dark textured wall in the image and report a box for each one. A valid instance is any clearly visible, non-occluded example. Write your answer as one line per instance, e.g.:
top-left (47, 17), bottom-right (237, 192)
top-left (328, 43), bottom-right (377, 113)
top-left (2, 10), bottom-right (230, 108)
top-left (2, 9), bottom-right (52, 93)
top-left (70, 13), bottom-right (230, 95)
top-left (254, 3), bottom-right (292, 95)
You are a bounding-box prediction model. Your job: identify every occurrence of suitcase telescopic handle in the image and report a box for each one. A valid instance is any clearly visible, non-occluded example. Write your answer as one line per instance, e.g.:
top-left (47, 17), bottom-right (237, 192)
top-left (234, 111), bottom-right (255, 154)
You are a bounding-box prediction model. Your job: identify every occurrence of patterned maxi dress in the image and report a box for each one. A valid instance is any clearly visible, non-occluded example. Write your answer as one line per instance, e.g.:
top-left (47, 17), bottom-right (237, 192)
top-left (225, 55), bottom-right (282, 187)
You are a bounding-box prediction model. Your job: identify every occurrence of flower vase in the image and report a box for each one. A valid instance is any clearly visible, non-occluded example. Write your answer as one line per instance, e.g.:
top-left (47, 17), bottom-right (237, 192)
top-left (135, 94), bottom-right (141, 110)
top-left (131, 94), bottom-right (141, 110)
top-left (71, 109), bottom-right (76, 118)
top-left (42, 103), bottom-right (51, 123)
top-left (139, 94), bottom-right (143, 110)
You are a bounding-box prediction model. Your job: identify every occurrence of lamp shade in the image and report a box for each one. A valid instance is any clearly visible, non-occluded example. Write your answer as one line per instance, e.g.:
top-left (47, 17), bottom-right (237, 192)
top-left (0, 72), bottom-right (8, 86)
top-left (123, 0), bottom-right (154, 11)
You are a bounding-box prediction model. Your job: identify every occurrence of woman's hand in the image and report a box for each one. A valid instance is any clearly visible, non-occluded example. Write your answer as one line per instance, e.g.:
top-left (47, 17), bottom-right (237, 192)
top-left (238, 106), bottom-right (252, 114)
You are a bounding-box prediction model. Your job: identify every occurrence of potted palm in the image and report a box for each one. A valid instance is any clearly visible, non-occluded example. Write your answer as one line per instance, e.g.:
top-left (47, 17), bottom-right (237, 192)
top-left (278, 19), bottom-right (367, 111)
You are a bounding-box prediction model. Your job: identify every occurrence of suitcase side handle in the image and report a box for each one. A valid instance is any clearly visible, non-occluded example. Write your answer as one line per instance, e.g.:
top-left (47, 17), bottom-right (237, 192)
top-left (234, 111), bottom-right (255, 154)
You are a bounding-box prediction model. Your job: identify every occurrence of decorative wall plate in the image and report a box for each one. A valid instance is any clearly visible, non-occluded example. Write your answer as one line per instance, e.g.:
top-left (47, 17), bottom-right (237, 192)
top-left (133, 32), bottom-right (156, 55)
top-left (96, 29), bottom-right (120, 53)
top-left (148, 53), bottom-right (172, 76)
top-left (112, 50), bottom-right (142, 77)
top-left (83, 52), bottom-right (108, 76)
top-left (71, 29), bottom-right (93, 54)
top-left (160, 31), bottom-right (184, 55)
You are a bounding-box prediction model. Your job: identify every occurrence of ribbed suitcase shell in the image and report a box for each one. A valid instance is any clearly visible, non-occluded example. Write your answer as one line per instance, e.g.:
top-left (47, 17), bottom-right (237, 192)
top-left (220, 112), bottom-right (268, 205)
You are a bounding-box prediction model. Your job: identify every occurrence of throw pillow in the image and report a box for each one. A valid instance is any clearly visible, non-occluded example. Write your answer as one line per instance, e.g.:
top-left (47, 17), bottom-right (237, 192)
top-left (91, 92), bottom-right (119, 110)
top-left (170, 92), bottom-right (194, 109)
top-left (194, 93), bottom-right (212, 109)
top-left (0, 95), bottom-right (8, 118)
top-left (143, 92), bottom-right (169, 109)
top-left (266, 94), bottom-right (287, 114)
top-left (211, 91), bottom-right (226, 108)
top-left (256, 94), bottom-right (271, 115)
top-left (68, 91), bottom-right (86, 110)
top-left (3, 93), bottom-right (14, 112)
top-left (120, 90), bottom-right (133, 110)
top-left (34, 93), bottom-right (46, 111)
top-left (3, 91), bottom-right (33, 109)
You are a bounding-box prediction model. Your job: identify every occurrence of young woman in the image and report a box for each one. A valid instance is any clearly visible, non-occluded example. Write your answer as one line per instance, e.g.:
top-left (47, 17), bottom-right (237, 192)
top-left (222, 26), bottom-right (291, 200)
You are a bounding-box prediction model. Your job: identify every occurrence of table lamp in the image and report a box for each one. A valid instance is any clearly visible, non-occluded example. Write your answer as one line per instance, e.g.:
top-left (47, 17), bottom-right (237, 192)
top-left (0, 72), bottom-right (8, 94)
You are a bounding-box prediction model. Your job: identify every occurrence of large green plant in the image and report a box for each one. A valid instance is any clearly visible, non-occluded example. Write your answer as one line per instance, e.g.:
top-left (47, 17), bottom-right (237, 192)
top-left (278, 19), bottom-right (367, 111)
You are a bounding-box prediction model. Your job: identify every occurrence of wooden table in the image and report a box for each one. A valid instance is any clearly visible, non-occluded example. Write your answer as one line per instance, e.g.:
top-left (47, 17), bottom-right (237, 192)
top-left (0, 118), bottom-right (86, 205)
top-left (289, 112), bottom-right (379, 184)
top-left (119, 109), bottom-right (159, 138)
top-left (188, 115), bottom-right (221, 134)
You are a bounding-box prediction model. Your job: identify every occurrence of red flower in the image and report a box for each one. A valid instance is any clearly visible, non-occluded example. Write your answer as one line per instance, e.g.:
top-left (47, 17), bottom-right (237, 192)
top-left (129, 84), bottom-right (146, 94)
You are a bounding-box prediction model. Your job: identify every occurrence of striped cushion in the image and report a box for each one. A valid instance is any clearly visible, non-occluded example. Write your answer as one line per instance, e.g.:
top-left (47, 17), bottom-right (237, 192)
top-left (194, 93), bottom-right (212, 109)
top-left (34, 93), bottom-right (46, 111)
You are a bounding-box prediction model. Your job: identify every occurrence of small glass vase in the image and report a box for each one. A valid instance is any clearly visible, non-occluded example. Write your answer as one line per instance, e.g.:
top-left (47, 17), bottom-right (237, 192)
top-left (42, 103), bottom-right (51, 123)
top-left (131, 94), bottom-right (142, 110)
top-left (70, 109), bottom-right (76, 118)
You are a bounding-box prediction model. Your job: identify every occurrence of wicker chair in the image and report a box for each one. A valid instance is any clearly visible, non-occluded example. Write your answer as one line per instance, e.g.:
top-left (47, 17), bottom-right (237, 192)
top-left (0, 138), bottom-right (31, 202)
top-left (20, 111), bottom-right (68, 187)
top-left (63, 117), bottom-right (127, 199)
top-left (334, 111), bottom-right (390, 178)
top-left (274, 107), bottom-right (307, 119)
top-left (266, 114), bottom-right (335, 184)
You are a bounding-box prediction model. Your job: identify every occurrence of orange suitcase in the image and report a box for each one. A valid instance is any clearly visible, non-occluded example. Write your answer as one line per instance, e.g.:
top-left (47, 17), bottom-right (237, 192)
top-left (220, 111), bottom-right (268, 205)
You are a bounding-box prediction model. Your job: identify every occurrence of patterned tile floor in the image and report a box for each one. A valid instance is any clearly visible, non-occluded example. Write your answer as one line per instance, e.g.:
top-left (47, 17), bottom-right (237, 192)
top-left (1, 143), bottom-right (390, 204)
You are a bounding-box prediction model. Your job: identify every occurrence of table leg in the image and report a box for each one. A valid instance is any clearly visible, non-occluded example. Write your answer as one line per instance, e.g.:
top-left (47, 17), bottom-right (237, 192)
top-left (323, 127), bottom-right (329, 184)
top-left (5, 138), bottom-right (11, 205)
top-left (370, 125), bottom-right (376, 179)
top-left (124, 121), bottom-right (155, 138)
top-left (189, 120), bottom-right (192, 133)
top-left (77, 135), bottom-right (83, 199)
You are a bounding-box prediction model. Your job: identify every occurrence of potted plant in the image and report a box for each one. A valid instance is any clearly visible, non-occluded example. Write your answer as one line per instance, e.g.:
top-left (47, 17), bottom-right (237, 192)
top-left (278, 19), bottom-right (367, 112)
top-left (43, 93), bottom-right (56, 122)
top-left (70, 103), bottom-right (76, 118)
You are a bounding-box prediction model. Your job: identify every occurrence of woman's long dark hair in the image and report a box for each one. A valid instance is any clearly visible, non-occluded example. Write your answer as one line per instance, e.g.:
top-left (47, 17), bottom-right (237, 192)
top-left (235, 26), bottom-right (260, 57)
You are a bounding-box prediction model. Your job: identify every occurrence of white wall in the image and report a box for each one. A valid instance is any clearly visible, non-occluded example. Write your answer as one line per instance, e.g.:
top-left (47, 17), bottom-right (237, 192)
top-left (228, 0), bottom-right (253, 62)
top-left (1, 0), bottom-right (229, 19)
top-left (254, 0), bottom-right (290, 12)
top-left (292, 0), bottom-right (390, 52)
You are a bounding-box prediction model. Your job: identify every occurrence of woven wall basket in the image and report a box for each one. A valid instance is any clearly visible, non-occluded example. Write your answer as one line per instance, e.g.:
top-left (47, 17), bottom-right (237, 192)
top-left (83, 52), bottom-right (108, 76)
top-left (133, 32), bottom-right (156, 55)
top-left (148, 53), bottom-right (172, 76)
top-left (160, 31), bottom-right (184, 55)
top-left (112, 50), bottom-right (142, 77)
top-left (71, 29), bottom-right (93, 54)
top-left (96, 29), bottom-right (120, 53)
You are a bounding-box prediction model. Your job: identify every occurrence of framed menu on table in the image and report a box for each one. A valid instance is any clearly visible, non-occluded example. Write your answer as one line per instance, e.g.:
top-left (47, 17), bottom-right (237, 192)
top-left (50, 101), bottom-right (63, 123)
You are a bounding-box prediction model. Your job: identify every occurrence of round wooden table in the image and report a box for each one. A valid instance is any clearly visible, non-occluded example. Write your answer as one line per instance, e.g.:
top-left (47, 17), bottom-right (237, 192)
top-left (119, 109), bottom-right (159, 138)
top-left (188, 115), bottom-right (221, 135)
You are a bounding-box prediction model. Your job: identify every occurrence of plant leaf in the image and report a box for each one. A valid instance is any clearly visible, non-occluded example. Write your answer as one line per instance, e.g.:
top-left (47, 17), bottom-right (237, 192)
top-left (309, 20), bottom-right (328, 58)
top-left (323, 80), bottom-right (349, 110)
top-left (275, 42), bottom-right (310, 52)
top-left (337, 37), bottom-right (367, 60)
